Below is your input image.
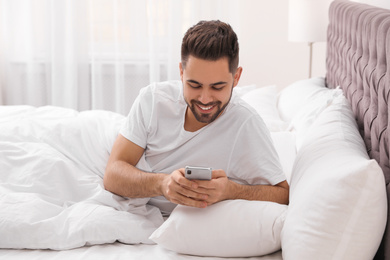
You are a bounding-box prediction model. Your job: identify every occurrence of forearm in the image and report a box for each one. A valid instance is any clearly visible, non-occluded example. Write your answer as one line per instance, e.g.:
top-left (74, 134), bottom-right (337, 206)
top-left (227, 180), bottom-right (289, 205)
top-left (104, 160), bottom-right (165, 198)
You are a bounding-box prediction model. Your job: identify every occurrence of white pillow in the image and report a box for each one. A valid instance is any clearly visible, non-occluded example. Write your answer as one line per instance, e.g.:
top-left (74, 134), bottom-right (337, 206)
top-left (281, 94), bottom-right (387, 260)
top-left (234, 83), bottom-right (259, 96)
top-left (238, 85), bottom-right (288, 131)
top-left (150, 200), bottom-right (288, 257)
top-left (288, 88), bottom-right (342, 150)
top-left (270, 132), bottom-right (296, 183)
top-left (277, 77), bottom-right (329, 123)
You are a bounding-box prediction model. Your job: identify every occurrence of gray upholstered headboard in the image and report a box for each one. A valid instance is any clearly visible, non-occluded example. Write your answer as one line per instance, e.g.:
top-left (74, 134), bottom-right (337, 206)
top-left (325, 0), bottom-right (390, 259)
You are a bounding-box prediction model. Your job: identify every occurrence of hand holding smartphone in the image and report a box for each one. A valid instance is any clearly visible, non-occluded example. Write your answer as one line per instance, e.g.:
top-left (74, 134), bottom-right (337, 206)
top-left (184, 166), bottom-right (212, 180)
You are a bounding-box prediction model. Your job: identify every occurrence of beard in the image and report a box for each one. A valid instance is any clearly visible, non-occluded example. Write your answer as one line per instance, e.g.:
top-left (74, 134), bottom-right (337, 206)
top-left (185, 89), bottom-right (233, 124)
top-left (187, 100), bottom-right (225, 124)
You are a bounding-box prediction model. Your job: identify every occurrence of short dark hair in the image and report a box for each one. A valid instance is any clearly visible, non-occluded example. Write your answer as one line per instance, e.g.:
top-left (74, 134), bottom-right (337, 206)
top-left (181, 20), bottom-right (239, 73)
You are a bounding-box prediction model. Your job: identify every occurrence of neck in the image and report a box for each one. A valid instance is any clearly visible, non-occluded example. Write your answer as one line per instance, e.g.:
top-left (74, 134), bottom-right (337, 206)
top-left (184, 107), bottom-right (208, 132)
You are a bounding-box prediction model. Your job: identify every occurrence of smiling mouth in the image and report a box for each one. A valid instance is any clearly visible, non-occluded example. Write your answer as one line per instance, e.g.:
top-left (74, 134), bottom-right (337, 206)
top-left (195, 103), bottom-right (218, 113)
top-left (197, 104), bottom-right (214, 111)
top-left (188, 100), bottom-right (223, 123)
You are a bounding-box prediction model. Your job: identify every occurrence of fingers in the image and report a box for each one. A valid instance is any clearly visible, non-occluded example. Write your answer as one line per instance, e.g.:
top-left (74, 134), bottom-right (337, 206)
top-left (167, 188), bottom-right (208, 208)
top-left (170, 194), bottom-right (208, 208)
top-left (174, 168), bottom-right (198, 189)
top-left (175, 184), bottom-right (209, 201)
top-left (163, 168), bottom-right (229, 208)
top-left (211, 169), bottom-right (227, 179)
top-left (192, 170), bottom-right (230, 206)
top-left (193, 169), bottom-right (227, 189)
top-left (162, 169), bottom-right (208, 208)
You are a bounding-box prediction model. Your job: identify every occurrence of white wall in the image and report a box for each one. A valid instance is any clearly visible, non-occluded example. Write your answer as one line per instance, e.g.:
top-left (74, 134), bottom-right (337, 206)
top-left (238, 0), bottom-right (327, 91)
top-left (237, 0), bottom-right (388, 91)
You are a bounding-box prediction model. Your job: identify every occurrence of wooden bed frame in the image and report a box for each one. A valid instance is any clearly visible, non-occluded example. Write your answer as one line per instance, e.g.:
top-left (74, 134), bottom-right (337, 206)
top-left (325, 0), bottom-right (390, 259)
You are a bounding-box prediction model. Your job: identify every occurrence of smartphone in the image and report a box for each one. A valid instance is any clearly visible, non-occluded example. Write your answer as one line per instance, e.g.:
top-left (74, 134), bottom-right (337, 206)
top-left (185, 166), bottom-right (212, 180)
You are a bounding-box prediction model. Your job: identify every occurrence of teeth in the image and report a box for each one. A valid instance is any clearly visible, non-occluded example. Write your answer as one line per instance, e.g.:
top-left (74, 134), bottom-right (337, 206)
top-left (199, 105), bottom-right (213, 110)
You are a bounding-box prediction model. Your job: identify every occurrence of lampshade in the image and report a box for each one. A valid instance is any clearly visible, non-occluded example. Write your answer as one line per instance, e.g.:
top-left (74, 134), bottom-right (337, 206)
top-left (288, 0), bottom-right (333, 42)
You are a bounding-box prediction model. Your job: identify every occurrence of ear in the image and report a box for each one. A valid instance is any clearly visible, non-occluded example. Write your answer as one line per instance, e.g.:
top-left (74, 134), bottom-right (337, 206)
top-left (179, 62), bottom-right (184, 81)
top-left (233, 67), bottom-right (243, 87)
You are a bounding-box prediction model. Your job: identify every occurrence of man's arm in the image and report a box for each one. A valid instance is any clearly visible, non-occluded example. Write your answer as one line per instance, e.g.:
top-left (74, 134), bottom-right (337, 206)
top-left (192, 170), bottom-right (289, 205)
top-left (227, 179), bottom-right (289, 205)
top-left (104, 135), bottom-right (289, 208)
top-left (104, 134), bottom-right (164, 198)
top-left (104, 134), bottom-right (210, 207)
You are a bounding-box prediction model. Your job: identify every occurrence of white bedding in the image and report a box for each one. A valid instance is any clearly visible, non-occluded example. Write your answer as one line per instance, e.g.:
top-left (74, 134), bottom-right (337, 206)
top-left (0, 106), bottom-right (164, 249)
top-left (0, 243), bottom-right (283, 260)
top-left (2, 78), bottom-right (385, 259)
top-left (0, 105), bottom-right (285, 259)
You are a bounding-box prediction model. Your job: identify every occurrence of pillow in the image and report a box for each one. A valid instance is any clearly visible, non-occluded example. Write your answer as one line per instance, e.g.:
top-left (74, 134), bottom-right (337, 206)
top-left (277, 77), bottom-right (328, 123)
top-left (150, 200), bottom-right (288, 257)
top-left (288, 88), bottom-right (342, 150)
top-left (281, 94), bottom-right (387, 260)
top-left (270, 132), bottom-right (296, 183)
top-left (237, 85), bottom-right (288, 131)
top-left (234, 83), bottom-right (259, 96)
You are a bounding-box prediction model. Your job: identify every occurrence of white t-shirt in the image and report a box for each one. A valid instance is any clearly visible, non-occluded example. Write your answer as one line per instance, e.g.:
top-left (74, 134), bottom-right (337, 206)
top-left (120, 80), bottom-right (285, 215)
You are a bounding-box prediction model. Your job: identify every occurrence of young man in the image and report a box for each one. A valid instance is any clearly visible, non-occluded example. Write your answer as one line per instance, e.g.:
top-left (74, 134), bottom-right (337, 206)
top-left (104, 20), bottom-right (289, 216)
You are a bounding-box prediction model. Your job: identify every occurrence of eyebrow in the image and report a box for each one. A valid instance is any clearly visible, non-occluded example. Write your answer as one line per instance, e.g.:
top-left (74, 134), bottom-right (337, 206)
top-left (210, 81), bottom-right (228, 87)
top-left (186, 79), bottom-right (227, 87)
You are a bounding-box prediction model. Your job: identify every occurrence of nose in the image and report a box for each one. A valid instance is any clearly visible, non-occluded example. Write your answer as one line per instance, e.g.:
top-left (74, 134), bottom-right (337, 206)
top-left (198, 88), bottom-right (213, 105)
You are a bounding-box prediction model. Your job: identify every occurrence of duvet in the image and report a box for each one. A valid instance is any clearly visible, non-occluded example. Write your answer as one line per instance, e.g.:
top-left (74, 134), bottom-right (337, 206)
top-left (0, 105), bottom-right (164, 250)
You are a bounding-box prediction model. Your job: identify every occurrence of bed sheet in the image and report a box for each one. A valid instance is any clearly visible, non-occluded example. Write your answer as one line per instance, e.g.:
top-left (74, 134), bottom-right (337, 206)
top-left (0, 243), bottom-right (282, 260)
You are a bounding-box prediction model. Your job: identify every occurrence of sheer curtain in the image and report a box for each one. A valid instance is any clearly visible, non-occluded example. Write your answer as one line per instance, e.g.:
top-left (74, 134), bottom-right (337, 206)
top-left (0, 0), bottom-right (240, 115)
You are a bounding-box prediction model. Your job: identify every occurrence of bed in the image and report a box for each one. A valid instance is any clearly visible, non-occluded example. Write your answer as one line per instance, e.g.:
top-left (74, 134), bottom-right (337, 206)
top-left (325, 1), bottom-right (390, 259)
top-left (0, 0), bottom-right (389, 259)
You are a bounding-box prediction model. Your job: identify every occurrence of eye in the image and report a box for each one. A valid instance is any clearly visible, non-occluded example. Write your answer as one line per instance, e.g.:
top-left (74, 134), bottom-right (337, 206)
top-left (188, 83), bottom-right (201, 89)
top-left (212, 86), bottom-right (225, 91)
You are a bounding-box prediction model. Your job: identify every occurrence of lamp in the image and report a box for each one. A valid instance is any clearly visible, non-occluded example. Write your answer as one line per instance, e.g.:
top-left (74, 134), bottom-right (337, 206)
top-left (288, 0), bottom-right (333, 78)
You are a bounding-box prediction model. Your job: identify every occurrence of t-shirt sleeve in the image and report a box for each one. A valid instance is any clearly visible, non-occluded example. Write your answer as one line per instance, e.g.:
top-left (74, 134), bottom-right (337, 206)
top-left (227, 114), bottom-right (286, 185)
top-left (119, 87), bottom-right (152, 149)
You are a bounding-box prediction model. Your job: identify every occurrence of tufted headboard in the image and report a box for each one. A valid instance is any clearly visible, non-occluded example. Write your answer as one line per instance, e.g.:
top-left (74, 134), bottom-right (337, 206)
top-left (325, 0), bottom-right (390, 259)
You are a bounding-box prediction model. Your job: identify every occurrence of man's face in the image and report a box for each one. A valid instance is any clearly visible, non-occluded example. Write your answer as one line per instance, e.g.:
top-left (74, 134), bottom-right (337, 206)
top-left (180, 56), bottom-right (242, 125)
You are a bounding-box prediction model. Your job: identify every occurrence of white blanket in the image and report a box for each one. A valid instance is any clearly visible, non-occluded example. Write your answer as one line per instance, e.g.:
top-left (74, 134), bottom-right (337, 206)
top-left (0, 106), bottom-right (164, 250)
